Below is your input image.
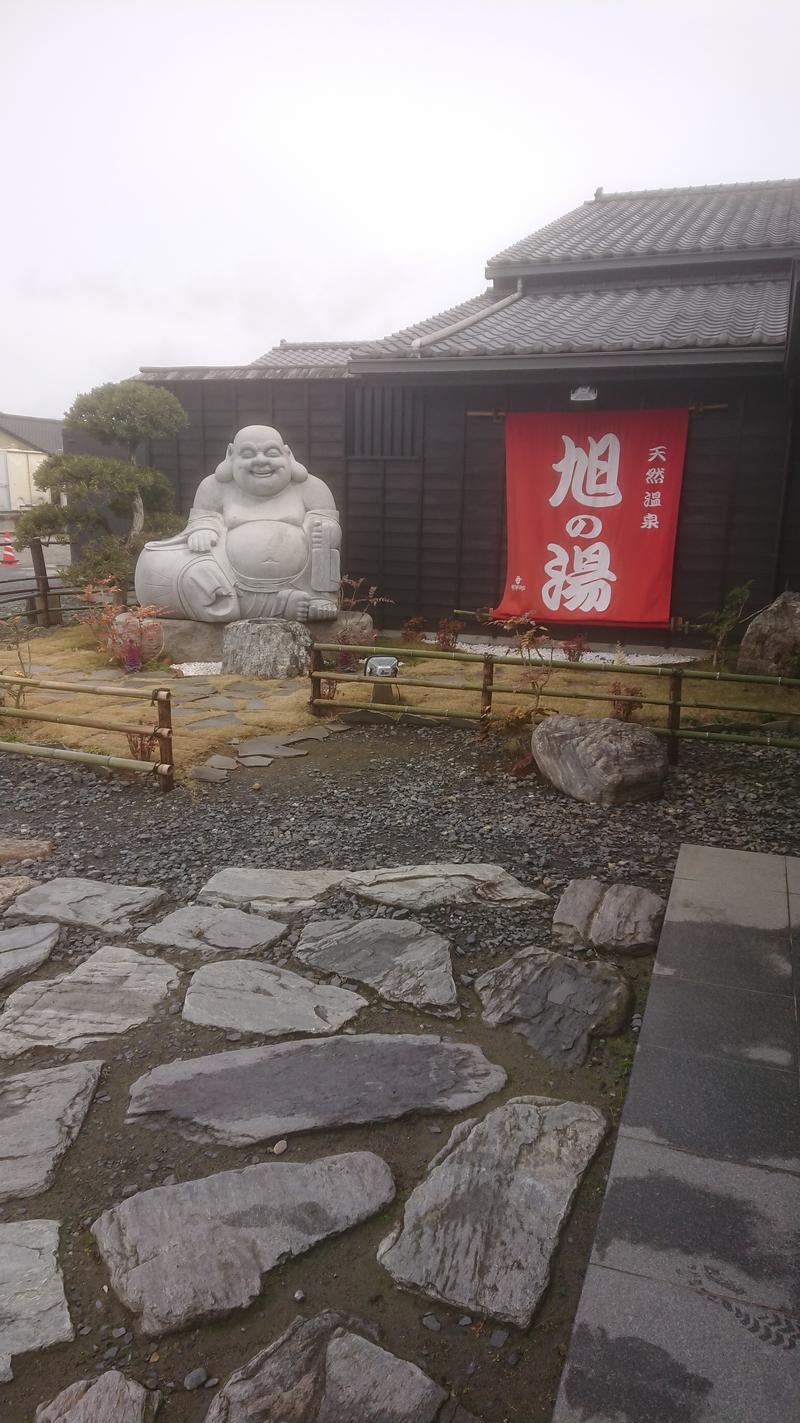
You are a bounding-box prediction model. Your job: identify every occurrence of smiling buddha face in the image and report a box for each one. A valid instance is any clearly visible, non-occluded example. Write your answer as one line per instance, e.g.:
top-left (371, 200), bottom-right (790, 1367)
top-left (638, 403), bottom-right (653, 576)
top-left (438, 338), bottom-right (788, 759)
top-left (227, 425), bottom-right (295, 498)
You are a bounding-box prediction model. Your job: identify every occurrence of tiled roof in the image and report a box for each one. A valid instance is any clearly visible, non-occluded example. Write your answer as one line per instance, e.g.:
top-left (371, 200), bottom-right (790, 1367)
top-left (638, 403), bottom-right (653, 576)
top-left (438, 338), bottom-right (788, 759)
top-left (368, 275), bottom-right (789, 361)
top-left (488, 180), bottom-right (800, 270)
top-left (253, 340), bottom-right (383, 369)
top-left (0, 412), bottom-right (63, 454)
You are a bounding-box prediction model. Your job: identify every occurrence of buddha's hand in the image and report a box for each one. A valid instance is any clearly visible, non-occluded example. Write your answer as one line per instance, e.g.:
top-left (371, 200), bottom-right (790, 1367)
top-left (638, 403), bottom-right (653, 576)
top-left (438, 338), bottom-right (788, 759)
top-left (187, 528), bottom-right (219, 554)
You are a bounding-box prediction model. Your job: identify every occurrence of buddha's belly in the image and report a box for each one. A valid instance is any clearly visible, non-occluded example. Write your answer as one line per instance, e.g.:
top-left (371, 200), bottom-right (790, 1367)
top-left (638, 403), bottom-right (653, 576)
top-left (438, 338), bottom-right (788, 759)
top-left (225, 520), bottom-right (308, 581)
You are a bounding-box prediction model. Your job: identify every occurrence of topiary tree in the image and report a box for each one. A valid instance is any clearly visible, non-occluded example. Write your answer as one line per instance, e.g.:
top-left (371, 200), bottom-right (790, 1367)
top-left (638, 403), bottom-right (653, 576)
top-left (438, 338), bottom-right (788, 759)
top-left (15, 379), bottom-right (188, 593)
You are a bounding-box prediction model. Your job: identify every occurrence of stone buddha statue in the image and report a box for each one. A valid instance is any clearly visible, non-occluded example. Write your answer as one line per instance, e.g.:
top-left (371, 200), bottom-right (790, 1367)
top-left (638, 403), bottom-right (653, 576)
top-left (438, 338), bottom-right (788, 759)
top-left (134, 425), bottom-right (341, 623)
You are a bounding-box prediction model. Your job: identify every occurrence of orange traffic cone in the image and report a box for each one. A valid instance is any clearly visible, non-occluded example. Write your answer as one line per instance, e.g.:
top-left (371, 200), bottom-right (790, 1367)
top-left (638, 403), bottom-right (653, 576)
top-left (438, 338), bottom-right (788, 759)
top-left (1, 531), bottom-right (19, 566)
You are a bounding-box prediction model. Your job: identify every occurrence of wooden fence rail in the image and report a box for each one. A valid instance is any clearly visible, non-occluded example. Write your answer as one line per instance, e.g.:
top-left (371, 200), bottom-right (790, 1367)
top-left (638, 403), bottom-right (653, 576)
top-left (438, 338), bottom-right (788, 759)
top-left (310, 643), bottom-right (800, 763)
top-left (0, 675), bottom-right (174, 791)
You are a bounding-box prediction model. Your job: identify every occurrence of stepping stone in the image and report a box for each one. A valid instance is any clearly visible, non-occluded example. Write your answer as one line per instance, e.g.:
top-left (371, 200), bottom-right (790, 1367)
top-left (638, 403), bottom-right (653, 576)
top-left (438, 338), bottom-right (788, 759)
top-left (186, 713), bottom-right (243, 730)
top-left (199, 866), bottom-right (347, 915)
top-left (554, 879), bottom-right (665, 955)
top-left (35, 1370), bottom-right (160, 1422)
top-left (0, 838), bottom-right (52, 864)
top-left (91, 1153), bottom-right (394, 1335)
top-left (295, 917), bottom-right (459, 1016)
top-left (206, 753), bottom-right (239, 770)
top-left (0, 922), bottom-right (60, 990)
top-left (127, 1034), bottom-right (506, 1145)
top-left (237, 736), bottom-right (307, 758)
top-left (237, 755), bottom-right (274, 768)
top-left (342, 863), bottom-right (548, 910)
top-left (379, 1097), bottom-right (605, 1328)
top-left (190, 765), bottom-right (228, 783)
top-left (282, 726), bottom-right (331, 743)
top-left (182, 960), bottom-right (366, 1036)
top-left (475, 946), bottom-right (632, 1069)
top-left (204, 1310), bottom-right (480, 1422)
top-left (0, 946), bottom-right (178, 1059)
top-left (138, 905), bottom-right (287, 956)
top-left (0, 875), bottom-right (36, 910)
top-left (5, 877), bottom-right (163, 935)
top-left (0, 1219), bottom-right (73, 1381)
top-left (0, 1060), bottom-right (101, 1203)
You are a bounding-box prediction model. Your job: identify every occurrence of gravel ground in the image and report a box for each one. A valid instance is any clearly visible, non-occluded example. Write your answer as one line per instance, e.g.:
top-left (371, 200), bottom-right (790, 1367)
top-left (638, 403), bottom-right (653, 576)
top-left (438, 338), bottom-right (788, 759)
top-left (1, 725), bottom-right (799, 1422)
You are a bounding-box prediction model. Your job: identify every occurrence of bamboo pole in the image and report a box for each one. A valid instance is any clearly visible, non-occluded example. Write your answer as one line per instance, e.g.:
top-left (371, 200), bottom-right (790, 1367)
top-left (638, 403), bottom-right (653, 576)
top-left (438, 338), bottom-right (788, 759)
top-left (311, 698), bottom-right (480, 722)
top-left (0, 705), bottom-right (166, 736)
top-left (0, 739), bottom-right (163, 774)
top-left (650, 727), bottom-right (799, 750)
top-left (321, 670), bottom-right (668, 707)
top-left (153, 690), bottom-right (174, 793)
top-left (311, 643), bottom-right (800, 688)
top-left (0, 675), bottom-right (167, 700)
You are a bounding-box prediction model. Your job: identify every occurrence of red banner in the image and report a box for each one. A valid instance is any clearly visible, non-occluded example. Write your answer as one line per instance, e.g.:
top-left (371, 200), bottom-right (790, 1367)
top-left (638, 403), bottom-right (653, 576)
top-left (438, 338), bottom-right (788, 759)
top-left (493, 408), bottom-right (689, 625)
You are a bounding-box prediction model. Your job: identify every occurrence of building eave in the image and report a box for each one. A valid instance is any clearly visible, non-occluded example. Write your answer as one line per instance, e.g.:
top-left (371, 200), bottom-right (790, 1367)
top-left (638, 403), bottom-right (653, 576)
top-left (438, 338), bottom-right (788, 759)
top-left (485, 248), bottom-right (799, 283)
top-left (349, 347), bottom-right (785, 378)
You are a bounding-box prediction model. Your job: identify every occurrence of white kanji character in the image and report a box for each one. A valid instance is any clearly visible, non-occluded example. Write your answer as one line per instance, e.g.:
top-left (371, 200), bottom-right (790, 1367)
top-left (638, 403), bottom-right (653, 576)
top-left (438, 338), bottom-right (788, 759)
top-left (565, 514), bottom-right (603, 539)
top-left (643, 491), bottom-right (662, 508)
top-left (648, 445), bottom-right (667, 461)
top-left (641, 513), bottom-right (660, 530)
top-left (645, 468), bottom-right (665, 485)
top-left (550, 434), bottom-right (622, 508)
top-left (542, 541), bottom-right (617, 613)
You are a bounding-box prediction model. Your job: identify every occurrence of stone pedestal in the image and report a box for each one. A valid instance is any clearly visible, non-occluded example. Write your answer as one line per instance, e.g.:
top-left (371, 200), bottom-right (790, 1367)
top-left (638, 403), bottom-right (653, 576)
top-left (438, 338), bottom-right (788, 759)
top-left (306, 611), bottom-right (373, 646)
top-left (157, 618), bottom-right (226, 664)
top-left (221, 620), bottom-right (313, 679)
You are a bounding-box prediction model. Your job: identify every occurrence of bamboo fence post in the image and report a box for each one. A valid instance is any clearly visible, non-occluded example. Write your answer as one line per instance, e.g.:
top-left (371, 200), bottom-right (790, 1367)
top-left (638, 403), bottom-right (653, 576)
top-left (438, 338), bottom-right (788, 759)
top-left (480, 654), bottom-right (494, 728)
top-left (153, 689), bottom-right (174, 792)
top-left (667, 668), bottom-right (683, 765)
top-left (310, 647), bottom-right (325, 714)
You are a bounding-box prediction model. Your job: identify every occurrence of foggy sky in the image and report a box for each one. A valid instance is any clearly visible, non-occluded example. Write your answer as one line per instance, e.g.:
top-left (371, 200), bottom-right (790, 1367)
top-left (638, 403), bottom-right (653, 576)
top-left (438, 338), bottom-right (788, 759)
top-left (3, 0), bottom-right (798, 418)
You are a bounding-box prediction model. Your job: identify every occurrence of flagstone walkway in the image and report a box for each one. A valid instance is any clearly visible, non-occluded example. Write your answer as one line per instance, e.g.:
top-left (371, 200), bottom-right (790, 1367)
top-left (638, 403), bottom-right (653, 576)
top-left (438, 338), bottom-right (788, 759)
top-left (553, 844), bottom-right (800, 1423)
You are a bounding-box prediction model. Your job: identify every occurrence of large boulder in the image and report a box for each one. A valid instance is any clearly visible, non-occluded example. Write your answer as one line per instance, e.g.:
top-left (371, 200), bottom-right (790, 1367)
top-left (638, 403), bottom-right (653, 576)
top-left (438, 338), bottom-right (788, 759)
top-left (737, 591), bottom-right (800, 676)
top-left (532, 715), bottom-right (668, 805)
top-left (553, 879), bottom-right (665, 956)
top-left (221, 619), bottom-right (313, 678)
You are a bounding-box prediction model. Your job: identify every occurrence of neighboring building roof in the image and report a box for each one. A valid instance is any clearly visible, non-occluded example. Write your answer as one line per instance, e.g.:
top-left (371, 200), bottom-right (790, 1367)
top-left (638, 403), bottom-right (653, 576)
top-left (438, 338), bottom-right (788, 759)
top-left (0, 412), bottom-right (63, 454)
top-left (487, 180), bottom-right (800, 272)
top-left (138, 179), bottom-right (800, 382)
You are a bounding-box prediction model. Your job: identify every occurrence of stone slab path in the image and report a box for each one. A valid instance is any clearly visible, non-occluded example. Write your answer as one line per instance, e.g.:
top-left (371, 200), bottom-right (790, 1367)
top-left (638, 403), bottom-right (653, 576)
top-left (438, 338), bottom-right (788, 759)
top-left (0, 923), bottom-right (60, 990)
top-left (295, 916), bottom-right (459, 1016)
top-left (127, 1034), bottom-right (507, 1145)
top-left (35, 1370), bottom-right (160, 1422)
top-left (553, 845), bottom-right (800, 1423)
top-left (0, 1219), bottom-right (73, 1381)
top-left (6, 878), bottom-right (163, 935)
top-left (138, 905), bottom-right (286, 955)
top-left (0, 1061), bottom-right (101, 1203)
top-left (182, 960), bottom-right (367, 1036)
top-left (91, 1154), bottom-right (395, 1335)
top-left (0, 946), bottom-right (177, 1058)
top-left (379, 1097), bottom-right (605, 1326)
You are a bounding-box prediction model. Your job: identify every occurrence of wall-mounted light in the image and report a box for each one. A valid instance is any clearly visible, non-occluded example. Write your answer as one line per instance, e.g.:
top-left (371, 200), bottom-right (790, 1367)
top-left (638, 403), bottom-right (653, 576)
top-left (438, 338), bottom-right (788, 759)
top-left (570, 386), bottom-right (598, 402)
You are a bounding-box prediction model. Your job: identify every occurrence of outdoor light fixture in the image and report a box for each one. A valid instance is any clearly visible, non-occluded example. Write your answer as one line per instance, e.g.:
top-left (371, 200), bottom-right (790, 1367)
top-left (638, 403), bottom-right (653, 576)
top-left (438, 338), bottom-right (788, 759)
top-left (570, 386), bottom-right (598, 402)
top-left (364, 656), bottom-right (399, 678)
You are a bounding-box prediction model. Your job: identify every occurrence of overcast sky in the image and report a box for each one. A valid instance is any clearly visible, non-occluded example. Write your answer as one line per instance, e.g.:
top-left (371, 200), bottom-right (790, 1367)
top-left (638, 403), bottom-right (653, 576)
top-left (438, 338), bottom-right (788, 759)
top-left (3, 0), bottom-right (798, 418)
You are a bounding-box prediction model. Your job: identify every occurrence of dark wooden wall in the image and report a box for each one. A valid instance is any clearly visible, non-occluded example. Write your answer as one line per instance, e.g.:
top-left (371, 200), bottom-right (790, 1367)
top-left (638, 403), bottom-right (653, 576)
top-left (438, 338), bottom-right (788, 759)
top-left (145, 372), bottom-right (799, 631)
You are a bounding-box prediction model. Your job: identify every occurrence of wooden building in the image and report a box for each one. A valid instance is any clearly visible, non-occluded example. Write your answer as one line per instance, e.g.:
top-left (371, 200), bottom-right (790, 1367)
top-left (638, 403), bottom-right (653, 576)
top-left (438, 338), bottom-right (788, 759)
top-left (133, 180), bottom-right (800, 632)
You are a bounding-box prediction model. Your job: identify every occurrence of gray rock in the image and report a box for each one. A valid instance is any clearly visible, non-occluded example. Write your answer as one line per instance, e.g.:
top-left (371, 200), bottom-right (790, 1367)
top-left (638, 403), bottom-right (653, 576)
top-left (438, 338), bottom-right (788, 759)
top-left (489, 1329), bottom-right (509, 1349)
top-left (138, 905), bottom-right (287, 956)
top-left (551, 879), bottom-right (606, 947)
top-left (737, 590), bottom-right (800, 675)
top-left (222, 620), bottom-right (313, 679)
top-left (341, 863), bottom-right (547, 910)
top-left (158, 617), bottom-right (225, 664)
top-left (306, 610), bottom-right (374, 646)
top-left (553, 878), bottom-right (665, 955)
top-left (0, 1060), bottom-right (102, 1202)
top-left (198, 866), bottom-right (346, 915)
top-left (236, 738), bottom-right (307, 758)
top-left (127, 1034), bottom-right (507, 1146)
top-left (0, 1219), bottom-right (74, 1381)
top-left (203, 1311), bottom-right (480, 1423)
top-left (295, 917), bottom-right (459, 1016)
top-left (378, 1097), bottom-right (605, 1327)
top-left (588, 882), bottom-right (665, 955)
top-left (190, 766), bottom-right (229, 783)
top-left (183, 1368), bottom-right (208, 1390)
top-left (5, 877), bottom-right (163, 934)
top-left (532, 715), bottom-right (668, 805)
top-left (91, 1154), bottom-right (394, 1335)
top-left (0, 921), bottom-right (60, 989)
top-left (0, 946), bottom-right (178, 1059)
top-left (182, 960), bottom-right (366, 1036)
top-left (35, 1370), bottom-right (160, 1421)
top-left (475, 946), bottom-right (632, 1069)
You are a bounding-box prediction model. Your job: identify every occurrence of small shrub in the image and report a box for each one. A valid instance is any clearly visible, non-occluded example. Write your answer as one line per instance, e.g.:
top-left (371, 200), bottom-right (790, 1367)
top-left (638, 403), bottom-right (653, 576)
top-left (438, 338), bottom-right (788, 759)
top-left (335, 632), bottom-right (359, 674)
top-left (339, 575), bottom-right (394, 616)
top-left (81, 582), bottom-right (165, 671)
top-left (700, 581), bottom-right (753, 667)
top-left (126, 730), bottom-right (159, 760)
top-left (402, 616), bottom-right (427, 643)
top-left (610, 681), bottom-right (644, 722)
top-left (436, 618), bottom-right (466, 651)
top-left (561, 634), bottom-right (589, 663)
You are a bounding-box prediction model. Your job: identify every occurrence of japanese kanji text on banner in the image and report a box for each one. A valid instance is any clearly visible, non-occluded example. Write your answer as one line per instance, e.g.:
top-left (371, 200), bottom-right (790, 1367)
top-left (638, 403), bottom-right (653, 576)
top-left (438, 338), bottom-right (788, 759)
top-left (493, 409), bottom-right (689, 625)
